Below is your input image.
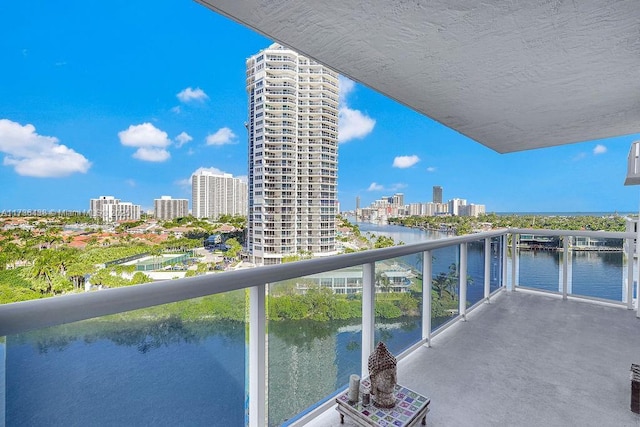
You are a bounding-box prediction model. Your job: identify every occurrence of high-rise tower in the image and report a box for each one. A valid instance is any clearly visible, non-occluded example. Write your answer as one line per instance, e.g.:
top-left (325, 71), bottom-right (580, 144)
top-left (191, 171), bottom-right (247, 219)
top-left (246, 44), bottom-right (339, 265)
top-left (154, 196), bottom-right (189, 220)
top-left (433, 186), bottom-right (443, 204)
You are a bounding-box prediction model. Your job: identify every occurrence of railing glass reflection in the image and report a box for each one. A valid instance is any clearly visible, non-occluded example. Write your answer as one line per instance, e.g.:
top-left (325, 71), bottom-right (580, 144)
top-left (570, 239), bottom-right (625, 301)
top-left (267, 266), bottom-right (363, 426)
top-left (374, 257), bottom-right (422, 356)
top-left (4, 293), bottom-right (246, 426)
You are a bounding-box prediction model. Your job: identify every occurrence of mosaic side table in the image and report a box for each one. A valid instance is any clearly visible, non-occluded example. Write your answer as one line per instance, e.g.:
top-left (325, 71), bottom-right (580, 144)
top-left (335, 379), bottom-right (430, 427)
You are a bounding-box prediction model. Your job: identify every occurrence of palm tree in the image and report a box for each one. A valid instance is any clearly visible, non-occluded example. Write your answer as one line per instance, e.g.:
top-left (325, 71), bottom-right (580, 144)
top-left (375, 271), bottom-right (392, 293)
top-left (66, 259), bottom-right (96, 290)
top-left (431, 272), bottom-right (450, 299)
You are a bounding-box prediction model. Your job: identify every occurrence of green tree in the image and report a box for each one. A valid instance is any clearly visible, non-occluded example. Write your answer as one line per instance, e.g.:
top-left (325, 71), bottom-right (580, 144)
top-left (374, 235), bottom-right (396, 248)
top-left (224, 238), bottom-right (242, 259)
top-left (131, 272), bottom-right (152, 285)
top-left (24, 248), bottom-right (75, 295)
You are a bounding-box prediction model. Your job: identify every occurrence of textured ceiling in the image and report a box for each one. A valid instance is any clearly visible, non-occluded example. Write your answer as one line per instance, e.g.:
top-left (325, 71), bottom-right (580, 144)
top-left (197, 0), bottom-right (640, 153)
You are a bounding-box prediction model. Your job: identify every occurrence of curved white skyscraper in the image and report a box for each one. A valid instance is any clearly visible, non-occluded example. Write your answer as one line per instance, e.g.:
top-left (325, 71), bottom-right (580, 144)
top-left (246, 44), bottom-right (339, 265)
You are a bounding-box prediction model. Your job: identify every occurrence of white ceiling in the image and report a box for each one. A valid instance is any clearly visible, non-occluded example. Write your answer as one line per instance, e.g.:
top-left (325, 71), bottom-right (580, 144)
top-left (196, 0), bottom-right (640, 153)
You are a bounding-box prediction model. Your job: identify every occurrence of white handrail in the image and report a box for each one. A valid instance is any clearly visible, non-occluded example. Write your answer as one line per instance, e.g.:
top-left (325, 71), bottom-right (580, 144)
top-left (0, 228), bottom-right (633, 336)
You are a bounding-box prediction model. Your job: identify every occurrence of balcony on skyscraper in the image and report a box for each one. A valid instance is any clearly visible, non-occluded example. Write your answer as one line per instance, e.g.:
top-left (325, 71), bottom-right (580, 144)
top-left (2, 228), bottom-right (639, 426)
top-left (3, 1), bottom-right (640, 426)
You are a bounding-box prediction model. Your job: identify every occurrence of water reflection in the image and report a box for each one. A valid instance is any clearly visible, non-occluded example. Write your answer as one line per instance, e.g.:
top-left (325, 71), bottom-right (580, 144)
top-left (8, 317), bottom-right (246, 426)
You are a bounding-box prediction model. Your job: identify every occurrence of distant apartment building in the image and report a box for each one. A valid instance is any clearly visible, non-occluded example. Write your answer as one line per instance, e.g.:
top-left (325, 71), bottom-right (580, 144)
top-left (154, 196), bottom-right (189, 220)
top-left (460, 203), bottom-right (486, 217)
top-left (408, 203), bottom-right (423, 216)
top-left (246, 43), bottom-right (339, 265)
top-left (391, 193), bottom-right (404, 207)
top-left (448, 198), bottom-right (467, 216)
top-left (407, 202), bottom-right (448, 217)
top-left (191, 171), bottom-right (247, 219)
top-left (89, 196), bottom-right (141, 223)
top-left (433, 186), bottom-right (443, 204)
top-left (425, 202), bottom-right (449, 216)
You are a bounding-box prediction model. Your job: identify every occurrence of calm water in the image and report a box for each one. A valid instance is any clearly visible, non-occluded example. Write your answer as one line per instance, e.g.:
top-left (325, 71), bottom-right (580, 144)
top-left (5, 223), bottom-right (628, 426)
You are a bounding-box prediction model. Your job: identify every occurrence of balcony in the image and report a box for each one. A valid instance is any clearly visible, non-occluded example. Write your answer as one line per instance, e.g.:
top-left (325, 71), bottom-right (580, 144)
top-left (1, 228), bottom-right (639, 426)
top-left (306, 290), bottom-right (640, 426)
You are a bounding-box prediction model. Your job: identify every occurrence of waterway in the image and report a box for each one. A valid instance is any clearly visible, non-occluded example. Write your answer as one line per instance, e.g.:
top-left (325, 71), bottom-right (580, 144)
top-left (4, 223), bottom-right (629, 426)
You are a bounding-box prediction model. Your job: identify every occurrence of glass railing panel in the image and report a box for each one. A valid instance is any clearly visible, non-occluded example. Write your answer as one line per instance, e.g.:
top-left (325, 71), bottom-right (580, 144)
top-left (570, 238), bottom-right (625, 302)
top-left (267, 266), bottom-right (363, 427)
top-left (5, 291), bottom-right (246, 426)
top-left (517, 234), bottom-right (561, 292)
top-left (466, 240), bottom-right (486, 307)
top-left (490, 236), bottom-right (504, 293)
top-left (431, 246), bottom-right (461, 331)
top-left (374, 256), bottom-right (422, 356)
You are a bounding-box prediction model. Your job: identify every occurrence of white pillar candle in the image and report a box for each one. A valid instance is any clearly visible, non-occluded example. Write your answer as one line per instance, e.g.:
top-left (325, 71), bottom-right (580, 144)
top-left (348, 374), bottom-right (360, 402)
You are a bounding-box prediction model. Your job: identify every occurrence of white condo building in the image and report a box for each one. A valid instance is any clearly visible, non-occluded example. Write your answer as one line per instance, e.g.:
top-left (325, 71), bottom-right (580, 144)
top-left (154, 196), bottom-right (189, 220)
top-left (246, 43), bottom-right (339, 265)
top-left (89, 196), bottom-right (141, 223)
top-left (191, 171), bottom-right (247, 219)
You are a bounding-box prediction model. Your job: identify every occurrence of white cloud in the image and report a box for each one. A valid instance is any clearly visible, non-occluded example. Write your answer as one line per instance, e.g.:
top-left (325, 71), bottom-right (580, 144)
top-left (175, 131), bottom-right (193, 148)
top-left (339, 107), bottom-right (376, 143)
top-left (339, 76), bottom-right (356, 102)
top-left (176, 177), bottom-right (192, 188)
top-left (118, 122), bottom-right (172, 162)
top-left (206, 127), bottom-right (236, 146)
top-left (427, 166), bottom-right (437, 172)
top-left (572, 152), bottom-right (587, 161)
top-left (393, 155), bottom-right (420, 168)
top-left (177, 87), bottom-right (209, 103)
top-left (0, 119), bottom-right (91, 177)
top-left (133, 147), bottom-right (170, 162)
top-left (192, 166), bottom-right (227, 175)
top-left (367, 182), bottom-right (406, 192)
top-left (338, 77), bottom-right (376, 143)
top-left (593, 144), bottom-right (607, 155)
top-left (125, 179), bottom-right (136, 187)
top-left (118, 123), bottom-right (171, 148)
top-left (367, 182), bottom-right (384, 191)
top-left (390, 183), bottom-right (407, 191)
top-left (171, 106), bottom-right (181, 114)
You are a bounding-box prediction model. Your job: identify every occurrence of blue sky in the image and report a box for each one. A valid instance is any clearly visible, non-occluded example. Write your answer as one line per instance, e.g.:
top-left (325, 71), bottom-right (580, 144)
top-left (1, 1), bottom-right (639, 214)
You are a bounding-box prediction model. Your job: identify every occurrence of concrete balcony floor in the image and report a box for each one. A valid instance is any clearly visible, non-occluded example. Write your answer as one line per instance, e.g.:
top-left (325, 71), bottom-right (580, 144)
top-left (305, 291), bottom-right (640, 426)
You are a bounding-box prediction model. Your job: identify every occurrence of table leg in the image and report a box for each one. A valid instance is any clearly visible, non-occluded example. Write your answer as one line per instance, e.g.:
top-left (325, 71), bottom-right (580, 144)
top-left (422, 415), bottom-right (426, 425)
top-left (340, 413), bottom-right (344, 424)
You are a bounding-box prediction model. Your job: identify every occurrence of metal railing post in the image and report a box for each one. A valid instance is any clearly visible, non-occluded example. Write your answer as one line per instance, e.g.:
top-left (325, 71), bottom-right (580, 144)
top-left (636, 223), bottom-right (640, 318)
top-left (362, 262), bottom-right (375, 377)
top-left (484, 237), bottom-right (491, 302)
top-left (1, 336), bottom-right (5, 427)
top-left (249, 284), bottom-right (266, 427)
top-left (562, 237), bottom-right (569, 300)
top-left (511, 233), bottom-right (517, 291)
top-left (422, 251), bottom-right (432, 347)
top-left (459, 243), bottom-right (468, 320)
top-left (626, 237), bottom-right (634, 310)
top-left (502, 234), bottom-right (508, 289)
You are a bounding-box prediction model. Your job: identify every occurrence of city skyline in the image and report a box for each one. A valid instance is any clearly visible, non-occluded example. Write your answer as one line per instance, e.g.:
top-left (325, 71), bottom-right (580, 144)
top-left (2, 1), bottom-right (640, 214)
